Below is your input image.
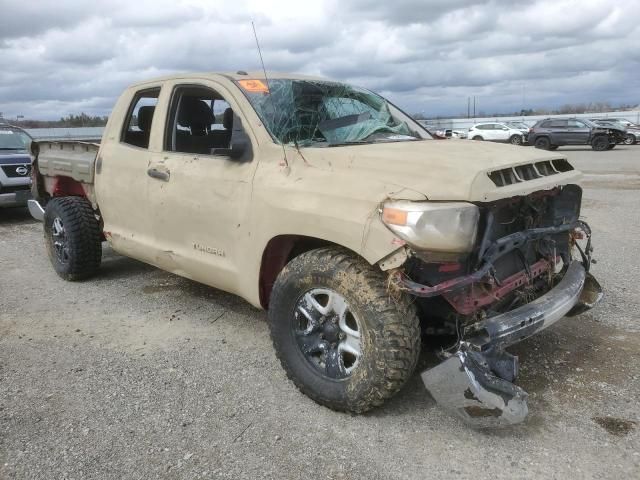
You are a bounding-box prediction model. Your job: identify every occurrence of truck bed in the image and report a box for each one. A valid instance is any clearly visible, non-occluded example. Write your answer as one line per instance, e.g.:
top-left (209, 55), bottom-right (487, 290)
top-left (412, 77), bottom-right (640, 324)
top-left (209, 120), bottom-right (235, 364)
top-left (36, 140), bottom-right (100, 184)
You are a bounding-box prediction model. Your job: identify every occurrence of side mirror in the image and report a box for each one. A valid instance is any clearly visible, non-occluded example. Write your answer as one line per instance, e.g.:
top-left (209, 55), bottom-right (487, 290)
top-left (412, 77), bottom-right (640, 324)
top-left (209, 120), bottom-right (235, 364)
top-left (212, 114), bottom-right (253, 161)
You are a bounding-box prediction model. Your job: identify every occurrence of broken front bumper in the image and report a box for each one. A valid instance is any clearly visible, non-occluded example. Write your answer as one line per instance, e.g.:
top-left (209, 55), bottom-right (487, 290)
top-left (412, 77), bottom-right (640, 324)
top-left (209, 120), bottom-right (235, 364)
top-left (421, 261), bottom-right (603, 427)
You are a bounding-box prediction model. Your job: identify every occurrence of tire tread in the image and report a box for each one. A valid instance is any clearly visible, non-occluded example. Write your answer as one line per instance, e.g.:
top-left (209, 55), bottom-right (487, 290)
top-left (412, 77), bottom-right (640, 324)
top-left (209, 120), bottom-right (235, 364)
top-left (44, 196), bottom-right (102, 280)
top-left (268, 246), bottom-right (420, 413)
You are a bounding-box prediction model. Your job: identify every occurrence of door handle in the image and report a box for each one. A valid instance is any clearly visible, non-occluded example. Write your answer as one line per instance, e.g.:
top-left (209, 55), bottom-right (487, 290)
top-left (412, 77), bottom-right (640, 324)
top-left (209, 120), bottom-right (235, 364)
top-left (147, 167), bottom-right (170, 182)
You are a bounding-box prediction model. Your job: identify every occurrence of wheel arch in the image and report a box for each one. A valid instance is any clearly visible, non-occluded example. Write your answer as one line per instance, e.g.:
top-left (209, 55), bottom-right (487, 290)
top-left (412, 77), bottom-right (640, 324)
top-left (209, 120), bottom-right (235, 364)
top-left (258, 234), bottom-right (363, 309)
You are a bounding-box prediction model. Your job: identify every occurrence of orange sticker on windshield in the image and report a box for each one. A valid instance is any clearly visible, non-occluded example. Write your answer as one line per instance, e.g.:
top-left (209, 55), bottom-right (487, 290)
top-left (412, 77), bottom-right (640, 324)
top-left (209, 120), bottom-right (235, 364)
top-left (238, 79), bottom-right (269, 93)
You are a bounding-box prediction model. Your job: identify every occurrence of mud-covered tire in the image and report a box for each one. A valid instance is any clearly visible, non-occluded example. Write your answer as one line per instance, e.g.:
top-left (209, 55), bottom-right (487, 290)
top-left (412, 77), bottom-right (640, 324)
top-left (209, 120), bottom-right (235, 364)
top-left (268, 247), bottom-right (421, 413)
top-left (44, 196), bottom-right (102, 280)
top-left (591, 135), bottom-right (609, 151)
top-left (534, 137), bottom-right (551, 150)
top-left (509, 134), bottom-right (523, 146)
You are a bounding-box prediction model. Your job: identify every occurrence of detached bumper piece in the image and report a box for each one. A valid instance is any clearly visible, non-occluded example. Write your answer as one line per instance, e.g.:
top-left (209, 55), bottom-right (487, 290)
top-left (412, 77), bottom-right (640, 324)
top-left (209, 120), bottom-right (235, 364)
top-left (422, 350), bottom-right (528, 427)
top-left (421, 261), bottom-right (603, 427)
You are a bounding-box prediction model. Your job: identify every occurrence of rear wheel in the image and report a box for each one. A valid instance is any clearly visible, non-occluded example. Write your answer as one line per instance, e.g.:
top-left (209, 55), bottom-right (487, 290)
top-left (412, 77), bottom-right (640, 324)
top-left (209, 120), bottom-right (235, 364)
top-left (591, 135), bottom-right (609, 151)
top-left (472, 136), bottom-right (483, 141)
top-left (268, 247), bottom-right (421, 413)
top-left (509, 135), bottom-right (523, 146)
top-left (623, 134), bottom-right (636, 145)
top-left (534, 137), bottom-right (551, 150)
top-left (44, 197), bottom-right (102, 280)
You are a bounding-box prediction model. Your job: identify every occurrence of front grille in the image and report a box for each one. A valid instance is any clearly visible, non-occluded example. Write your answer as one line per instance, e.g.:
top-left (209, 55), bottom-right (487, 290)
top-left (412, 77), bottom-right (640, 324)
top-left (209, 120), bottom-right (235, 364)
top-left (1, 164), bottom-right (31, 178)
top-left (488, 159), bottom-right (574, 187)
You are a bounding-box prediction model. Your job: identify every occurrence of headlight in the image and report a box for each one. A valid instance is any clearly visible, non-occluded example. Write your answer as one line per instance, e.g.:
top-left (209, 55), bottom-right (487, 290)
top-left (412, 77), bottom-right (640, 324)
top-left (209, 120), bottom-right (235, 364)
top-left (381, 201), bottom-right (480, 253)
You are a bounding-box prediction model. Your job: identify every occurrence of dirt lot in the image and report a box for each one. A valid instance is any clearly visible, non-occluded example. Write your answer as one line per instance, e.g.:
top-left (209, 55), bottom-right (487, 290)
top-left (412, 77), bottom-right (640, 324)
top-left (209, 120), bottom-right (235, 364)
top-left (1, 146), bottom-right (639, 479)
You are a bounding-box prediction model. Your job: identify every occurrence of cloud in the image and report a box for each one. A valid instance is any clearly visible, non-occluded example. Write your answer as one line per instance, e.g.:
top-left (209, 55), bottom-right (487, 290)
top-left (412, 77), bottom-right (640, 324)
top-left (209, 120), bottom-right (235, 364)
top-left (0, 0), bottom-right (638, 119)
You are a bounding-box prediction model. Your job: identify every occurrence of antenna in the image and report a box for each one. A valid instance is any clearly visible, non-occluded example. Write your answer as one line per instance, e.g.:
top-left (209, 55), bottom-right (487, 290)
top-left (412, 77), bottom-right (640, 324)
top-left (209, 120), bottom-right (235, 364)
top-left (252, 21), bottom-right (272, 92)
top-left (251, 21), bottom-right (289, 169)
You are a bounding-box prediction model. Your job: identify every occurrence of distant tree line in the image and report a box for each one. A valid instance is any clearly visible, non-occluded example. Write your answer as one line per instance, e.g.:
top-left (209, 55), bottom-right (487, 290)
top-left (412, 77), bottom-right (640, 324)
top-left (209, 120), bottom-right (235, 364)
top-left (7, 113), bottom-right (109, 128)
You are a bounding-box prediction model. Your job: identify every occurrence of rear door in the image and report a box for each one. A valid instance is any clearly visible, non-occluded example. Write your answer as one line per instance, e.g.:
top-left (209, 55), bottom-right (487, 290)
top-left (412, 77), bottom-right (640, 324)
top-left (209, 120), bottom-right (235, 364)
top-left (145, 80), bottom-right (259, 294)
top-left (544, 120), bottom-right (568, 145)
top-left (476, 124), bottom-right (492, 139)
top-left (95, 86), bottom-right (162, 263)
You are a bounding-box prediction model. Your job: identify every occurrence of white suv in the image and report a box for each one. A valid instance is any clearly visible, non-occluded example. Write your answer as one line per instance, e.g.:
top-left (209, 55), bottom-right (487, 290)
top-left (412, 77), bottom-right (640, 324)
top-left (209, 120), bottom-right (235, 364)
top-left (468, 122), bottom-right (527, 145)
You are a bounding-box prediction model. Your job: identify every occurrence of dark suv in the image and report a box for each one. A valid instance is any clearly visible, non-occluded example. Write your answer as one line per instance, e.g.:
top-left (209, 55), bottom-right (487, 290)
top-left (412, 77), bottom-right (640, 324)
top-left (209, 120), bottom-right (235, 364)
top-left (528, 117), bottom-right (626, 151)
top-left (0, 122), bottom-right (33, 208)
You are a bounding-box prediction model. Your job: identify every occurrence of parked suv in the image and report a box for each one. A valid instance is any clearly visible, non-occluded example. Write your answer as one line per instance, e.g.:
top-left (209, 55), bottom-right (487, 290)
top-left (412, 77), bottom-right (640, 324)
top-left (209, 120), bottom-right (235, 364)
top-left (529, 118), bottom-right (626, 151)
top-left (468, 122), bottom-right (527, 145)
top-left (589, 119), bottom-right (639, 145)
top-left (0, 122), bottom-right (33, 208)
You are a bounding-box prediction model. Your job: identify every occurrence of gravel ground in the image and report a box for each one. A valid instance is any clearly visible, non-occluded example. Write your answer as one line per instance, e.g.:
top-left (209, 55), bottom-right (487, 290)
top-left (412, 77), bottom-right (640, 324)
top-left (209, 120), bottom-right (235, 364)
top-left (1, 145), bottom-right (639, 479)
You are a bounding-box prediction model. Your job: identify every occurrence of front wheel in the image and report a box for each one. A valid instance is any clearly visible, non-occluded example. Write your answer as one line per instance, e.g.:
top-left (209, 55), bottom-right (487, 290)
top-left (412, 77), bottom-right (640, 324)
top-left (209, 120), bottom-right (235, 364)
top-left (44, 197), bottom-right (102, 280)
top-left (268, 247), bottom-right (420, 413)
top-left (472, 135), bottom-right (483, 141)
top-left (509, 134), bottom-right (523, 146)
top-left (623, 134), bottom-right (636, 145)
top-left (592, 135), bottom-right (609, 151)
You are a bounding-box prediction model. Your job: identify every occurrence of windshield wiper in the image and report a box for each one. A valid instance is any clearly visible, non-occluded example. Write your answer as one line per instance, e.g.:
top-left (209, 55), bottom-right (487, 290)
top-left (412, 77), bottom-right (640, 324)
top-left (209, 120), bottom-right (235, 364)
top-left (326, 141), bottom-right (372, 147)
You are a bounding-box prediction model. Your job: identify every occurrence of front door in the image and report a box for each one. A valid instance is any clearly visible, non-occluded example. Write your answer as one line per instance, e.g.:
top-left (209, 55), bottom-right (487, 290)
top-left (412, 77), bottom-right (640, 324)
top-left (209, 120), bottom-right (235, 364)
top-left (566, 119), bottom-right (591, 144)
top-left (492, 124), bottom-right (510, 141)
top-left (146, 81), bottom-right (258, 294)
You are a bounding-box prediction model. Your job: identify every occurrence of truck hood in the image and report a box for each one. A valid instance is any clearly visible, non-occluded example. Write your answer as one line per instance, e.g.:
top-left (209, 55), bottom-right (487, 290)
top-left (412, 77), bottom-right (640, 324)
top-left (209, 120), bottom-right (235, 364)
top-left (294, 140), bottom-right (582, 202)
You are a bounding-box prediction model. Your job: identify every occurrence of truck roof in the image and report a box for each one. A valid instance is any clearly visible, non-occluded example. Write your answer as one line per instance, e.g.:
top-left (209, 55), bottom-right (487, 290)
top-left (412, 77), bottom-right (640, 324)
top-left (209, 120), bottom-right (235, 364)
top-left (128, 71), bottom-right (331, 88)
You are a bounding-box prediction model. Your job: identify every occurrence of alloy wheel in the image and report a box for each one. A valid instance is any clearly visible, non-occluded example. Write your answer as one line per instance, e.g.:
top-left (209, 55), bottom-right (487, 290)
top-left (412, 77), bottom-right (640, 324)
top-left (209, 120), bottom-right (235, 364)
top-left (293, 288), bottom-right (361, 379)
top-left (51, 217), bottom-right (70, 264)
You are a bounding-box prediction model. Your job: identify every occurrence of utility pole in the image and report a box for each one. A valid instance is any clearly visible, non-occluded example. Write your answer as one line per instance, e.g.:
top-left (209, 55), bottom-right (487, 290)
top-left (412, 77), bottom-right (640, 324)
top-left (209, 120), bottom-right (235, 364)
top-left (467, 97), bottom-right (470, 119)
top-left (473, 96), bottom-right (476, 118)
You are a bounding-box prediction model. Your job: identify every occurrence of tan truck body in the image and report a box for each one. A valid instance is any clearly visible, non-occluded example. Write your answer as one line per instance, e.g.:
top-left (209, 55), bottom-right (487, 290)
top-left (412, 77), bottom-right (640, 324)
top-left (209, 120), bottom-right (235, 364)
top-left (32, 72), bottom-right (581, 309)
top-left (30, 72), bottom-right (603, 426)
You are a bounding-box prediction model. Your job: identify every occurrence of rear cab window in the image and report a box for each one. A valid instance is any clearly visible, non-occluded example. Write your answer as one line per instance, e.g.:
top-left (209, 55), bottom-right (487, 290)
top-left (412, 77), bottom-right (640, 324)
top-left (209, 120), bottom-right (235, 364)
top-left (121, 88), bottom-right (161, 149)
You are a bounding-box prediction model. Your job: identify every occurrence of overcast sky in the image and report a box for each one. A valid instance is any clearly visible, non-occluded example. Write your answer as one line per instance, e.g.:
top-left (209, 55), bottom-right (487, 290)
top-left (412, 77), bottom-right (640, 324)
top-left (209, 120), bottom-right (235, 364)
top-left (1, 0), bottom-right (638, 120)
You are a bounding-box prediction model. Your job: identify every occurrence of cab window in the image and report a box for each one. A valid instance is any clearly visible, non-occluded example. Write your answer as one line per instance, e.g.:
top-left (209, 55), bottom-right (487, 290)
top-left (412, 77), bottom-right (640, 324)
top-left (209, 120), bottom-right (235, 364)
top-left (121, 88), bottom-right (160, 149)
top-left (165, 85), bottom-right (234, 155)
top-left (568, 120), bottom-right (587, 128)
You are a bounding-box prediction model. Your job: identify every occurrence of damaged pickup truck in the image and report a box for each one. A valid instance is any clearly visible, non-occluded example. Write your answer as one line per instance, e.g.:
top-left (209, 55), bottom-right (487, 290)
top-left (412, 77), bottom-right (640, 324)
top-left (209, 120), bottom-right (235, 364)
top-left (28, 72), bottom-right (602, 427)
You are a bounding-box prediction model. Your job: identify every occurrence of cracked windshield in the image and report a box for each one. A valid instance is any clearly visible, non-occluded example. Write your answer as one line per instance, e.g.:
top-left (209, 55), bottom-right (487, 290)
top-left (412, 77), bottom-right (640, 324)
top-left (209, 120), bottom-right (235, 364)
top-left (238, 78), bottom-right (431, 146)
